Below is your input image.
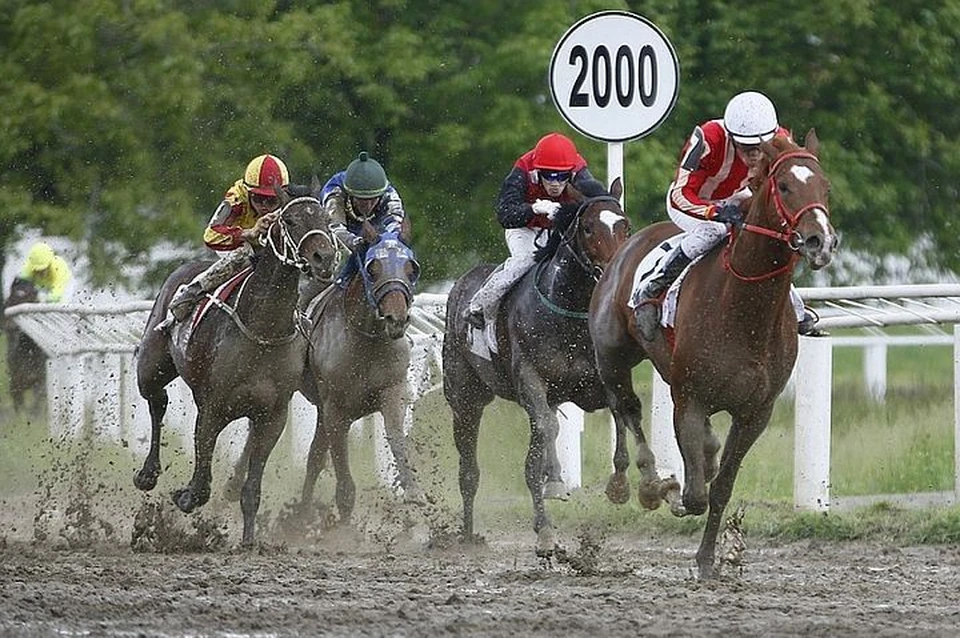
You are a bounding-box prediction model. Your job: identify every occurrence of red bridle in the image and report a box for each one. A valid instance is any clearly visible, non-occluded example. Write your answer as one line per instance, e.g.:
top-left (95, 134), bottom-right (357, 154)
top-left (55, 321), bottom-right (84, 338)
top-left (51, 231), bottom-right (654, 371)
top-left (724, 150), bottom-right (829, 282)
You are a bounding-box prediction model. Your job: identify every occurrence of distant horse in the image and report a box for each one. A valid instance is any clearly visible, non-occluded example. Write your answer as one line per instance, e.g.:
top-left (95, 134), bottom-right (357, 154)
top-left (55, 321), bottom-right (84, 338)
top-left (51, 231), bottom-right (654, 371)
top-left (444, 179), bottom-right (629, 551)
top-left (134, 192), bottom-right (338, 545)
top-left (296, 221), bottom-right (424, 522)
top-left (4, 277), bottom-right (46, 413)
top-left (589, 131), bottom-right (838, 578)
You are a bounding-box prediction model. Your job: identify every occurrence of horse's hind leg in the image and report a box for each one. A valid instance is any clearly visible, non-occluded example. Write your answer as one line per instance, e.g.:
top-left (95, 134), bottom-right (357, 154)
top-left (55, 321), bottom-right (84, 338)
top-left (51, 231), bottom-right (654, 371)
top-left (379, 385), bottom-right (425, 504)
top-left (133, 346), bottom-right (177, 492)
top-left (695, 407), bottom-right (771, 579)
top-left (239, 406), bottom-right (289, 546)
top-left (595, 346), bottom-right (661, 509)
top-left (450, 397), bottom-right (485, 541)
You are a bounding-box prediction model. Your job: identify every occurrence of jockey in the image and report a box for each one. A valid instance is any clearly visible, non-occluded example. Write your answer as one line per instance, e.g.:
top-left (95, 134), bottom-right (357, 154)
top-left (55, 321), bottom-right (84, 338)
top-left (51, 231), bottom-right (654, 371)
top-left (464, 132), bottom-right (607, 330)
top-left (319, 151), bottom-right (406, 288)
top-left (20, 241), bottom-right (71, 302)
top-left (632, 91), bottom-right (823, 340)
top-left (166, 153), bottom-right (290, 324)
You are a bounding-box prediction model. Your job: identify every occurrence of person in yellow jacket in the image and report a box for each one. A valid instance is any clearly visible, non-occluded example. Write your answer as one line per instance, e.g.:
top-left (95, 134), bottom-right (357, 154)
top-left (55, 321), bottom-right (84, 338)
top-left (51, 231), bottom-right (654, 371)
top-left (20, 241), bottom-right (72, 302)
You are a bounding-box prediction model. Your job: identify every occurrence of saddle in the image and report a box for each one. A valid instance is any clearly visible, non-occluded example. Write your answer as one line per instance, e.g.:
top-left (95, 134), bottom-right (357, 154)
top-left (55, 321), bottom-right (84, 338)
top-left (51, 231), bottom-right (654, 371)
top-left (627, 233), bottom-right (699, 331)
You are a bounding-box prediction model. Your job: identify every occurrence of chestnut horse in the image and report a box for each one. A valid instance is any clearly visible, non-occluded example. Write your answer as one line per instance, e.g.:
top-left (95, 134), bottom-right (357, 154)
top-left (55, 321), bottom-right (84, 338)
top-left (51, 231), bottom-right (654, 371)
top-left (444, 179), bottom-right (630, 552)
top-left (589, 131), bottom-right (838, 578)
top-left (134, 192), bottom-right (338, 545)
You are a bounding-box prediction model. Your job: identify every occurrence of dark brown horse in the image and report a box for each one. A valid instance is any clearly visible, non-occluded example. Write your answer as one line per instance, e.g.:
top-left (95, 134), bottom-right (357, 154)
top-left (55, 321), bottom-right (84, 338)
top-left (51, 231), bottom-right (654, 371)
top-left (134, 192), bottom-right (337, 545)
top-left (444, 180), bottom-right (629, 551)
top-left (297, 222), bottom-right (423, 522)
top-left (589, 131), bottom-right (838, 578)
top-left (4, 277), bottom-right (46, 413)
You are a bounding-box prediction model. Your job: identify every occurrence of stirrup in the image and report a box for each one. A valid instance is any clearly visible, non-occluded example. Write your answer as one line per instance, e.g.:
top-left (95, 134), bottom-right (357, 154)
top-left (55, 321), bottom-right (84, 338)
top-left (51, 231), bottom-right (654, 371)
top-left (464, 308), bottom-right (485, 330)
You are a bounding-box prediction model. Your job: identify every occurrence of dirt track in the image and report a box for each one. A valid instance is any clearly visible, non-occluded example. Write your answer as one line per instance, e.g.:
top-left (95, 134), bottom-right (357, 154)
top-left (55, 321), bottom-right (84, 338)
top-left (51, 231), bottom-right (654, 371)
top-left (2, 513), bottom-right (959, 637)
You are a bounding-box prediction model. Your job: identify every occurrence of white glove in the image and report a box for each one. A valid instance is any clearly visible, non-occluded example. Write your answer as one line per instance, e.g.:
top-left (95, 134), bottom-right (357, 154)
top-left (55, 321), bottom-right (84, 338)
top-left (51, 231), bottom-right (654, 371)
top-left (532, 199), bottom-right (561, 220)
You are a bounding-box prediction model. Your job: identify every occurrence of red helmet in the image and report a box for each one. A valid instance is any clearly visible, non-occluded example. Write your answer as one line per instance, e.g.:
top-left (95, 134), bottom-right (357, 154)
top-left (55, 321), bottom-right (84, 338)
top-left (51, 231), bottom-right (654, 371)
top-left (532, 133), bottom-right (580, 171)
top-left (243, 154), bottom-right (290, 196)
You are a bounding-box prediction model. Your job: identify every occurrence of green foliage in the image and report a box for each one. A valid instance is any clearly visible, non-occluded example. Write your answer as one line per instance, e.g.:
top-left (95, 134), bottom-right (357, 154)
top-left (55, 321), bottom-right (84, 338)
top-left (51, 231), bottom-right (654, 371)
top-left (1, 1), bottom-right (958, 287)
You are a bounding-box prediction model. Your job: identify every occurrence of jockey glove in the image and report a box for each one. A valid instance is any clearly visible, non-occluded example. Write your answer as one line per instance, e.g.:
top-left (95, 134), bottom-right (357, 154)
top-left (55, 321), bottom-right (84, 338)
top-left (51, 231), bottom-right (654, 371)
top-left (712, 203), bottom-right (744, 227)
top-left (532, 199), bottom-right (561, 220)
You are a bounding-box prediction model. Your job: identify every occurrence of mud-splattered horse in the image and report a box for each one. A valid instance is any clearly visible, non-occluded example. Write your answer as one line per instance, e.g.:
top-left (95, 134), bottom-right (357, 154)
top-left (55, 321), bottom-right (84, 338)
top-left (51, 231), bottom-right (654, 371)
top-left (133, 192), bottom-right (337, 545)
top-left (589, 131), bottom-right (838, 578)
top-left (4, 277), bottom-right (46, 413)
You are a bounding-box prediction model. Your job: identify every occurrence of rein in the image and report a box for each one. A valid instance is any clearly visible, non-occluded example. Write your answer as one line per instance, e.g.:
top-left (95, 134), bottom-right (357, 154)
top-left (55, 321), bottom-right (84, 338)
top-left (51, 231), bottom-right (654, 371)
top-left (265, 196), bottom-right (336, 274)
top-left (533, 195), bottom-right (621, 319)
top-left (724, 150), bottom-right (826, 282)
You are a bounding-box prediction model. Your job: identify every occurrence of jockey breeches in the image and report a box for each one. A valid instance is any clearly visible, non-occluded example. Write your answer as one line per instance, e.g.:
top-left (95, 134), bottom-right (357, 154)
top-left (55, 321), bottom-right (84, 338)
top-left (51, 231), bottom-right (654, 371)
top-left (469, 227), bottom-right (545, 318)
top-left (192, 244), bottom-right (254, 292)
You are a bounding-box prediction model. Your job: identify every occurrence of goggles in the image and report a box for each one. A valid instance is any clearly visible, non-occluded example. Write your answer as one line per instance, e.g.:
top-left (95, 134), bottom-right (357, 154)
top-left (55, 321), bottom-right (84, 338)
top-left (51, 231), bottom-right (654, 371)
top-left (250, 192), bottom-right (279, 206)
top-left (540, 170), bottom-right (572, 183)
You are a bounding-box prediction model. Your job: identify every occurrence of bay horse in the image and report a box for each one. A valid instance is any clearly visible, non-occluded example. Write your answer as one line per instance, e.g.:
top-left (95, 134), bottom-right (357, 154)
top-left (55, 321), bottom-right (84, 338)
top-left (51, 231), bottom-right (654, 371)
top-left (444, 179), bottom-right (629, 551)
top-left (296, 222), bottom-right (424, 523)
top-left (4, 277), bottom-right (46, 413)
top-left (589, 131), bottom-right (839, 578)
top-left (133, 192), bottom-right (338, 545)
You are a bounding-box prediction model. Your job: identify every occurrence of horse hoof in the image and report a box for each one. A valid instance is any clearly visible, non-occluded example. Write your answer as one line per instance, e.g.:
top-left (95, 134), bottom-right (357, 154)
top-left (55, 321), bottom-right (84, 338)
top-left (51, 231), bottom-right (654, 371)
top-left (604, 474), bottom-right (630, 505)
top-left (636, 479), bottom-right (663, 511)
top-left (172, 488), bottom-right (196, 513)
top-left (542, 481), bottom-right (570, 501)
top-left (536, 527), bottom-right (559, 555)
top-left (133, 469), bottom-right (158, 492)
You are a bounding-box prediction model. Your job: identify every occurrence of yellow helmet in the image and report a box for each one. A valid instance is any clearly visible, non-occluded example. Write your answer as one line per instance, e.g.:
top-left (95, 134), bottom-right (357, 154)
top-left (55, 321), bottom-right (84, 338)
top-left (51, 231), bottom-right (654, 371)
top-left (26, 242), bottom-right (55, 271)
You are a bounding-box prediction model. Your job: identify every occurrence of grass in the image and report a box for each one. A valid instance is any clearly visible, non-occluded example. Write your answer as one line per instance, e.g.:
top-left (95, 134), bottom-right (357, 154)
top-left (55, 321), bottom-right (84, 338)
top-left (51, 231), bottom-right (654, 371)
top-left (1, 327), bottom-right (959, 545)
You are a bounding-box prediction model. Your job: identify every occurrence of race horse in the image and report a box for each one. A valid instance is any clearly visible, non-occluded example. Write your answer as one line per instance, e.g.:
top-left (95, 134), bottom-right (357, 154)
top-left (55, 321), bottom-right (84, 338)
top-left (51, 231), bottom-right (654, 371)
top-left (4, 277), bottom-right (46, 414)
top-left (444, 179), bottom-right (629, 551)
top-left (296, 221), bottom-right (424, 522)
top-left (589, 131), bottom-right (838, 578)
top-left (134, 192), bottom-right (338, 545)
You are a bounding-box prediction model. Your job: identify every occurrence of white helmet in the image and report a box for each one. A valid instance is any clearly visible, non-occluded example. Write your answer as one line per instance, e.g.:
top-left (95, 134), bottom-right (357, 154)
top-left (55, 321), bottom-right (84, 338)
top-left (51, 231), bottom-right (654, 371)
top-left (723, 91), bottom-right (778, 145)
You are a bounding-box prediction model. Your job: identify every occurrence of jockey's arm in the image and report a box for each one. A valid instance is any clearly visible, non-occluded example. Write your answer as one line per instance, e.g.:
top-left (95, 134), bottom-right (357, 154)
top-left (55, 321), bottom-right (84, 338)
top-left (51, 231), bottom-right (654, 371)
top-left (495, 167), bottom-right (536, 229)
top-left (323, 191), bottom-right (364, 250)
top-left (380, 189), bottom-right (405, 235)
top-left (571, 168), bottom-right (608, 198)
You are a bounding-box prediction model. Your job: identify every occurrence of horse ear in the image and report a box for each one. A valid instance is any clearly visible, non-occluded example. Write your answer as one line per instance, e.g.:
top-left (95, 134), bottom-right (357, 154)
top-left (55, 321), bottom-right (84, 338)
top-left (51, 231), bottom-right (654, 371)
top-left (310, 174), bottom-right (322, 195)
top-left (804, 128), bottom-right (820, 156)
top-left (274, 183), bottom-right (291, 206)
top-left (361, 220), bottom-right (379, 244)
top-left (609, 177), bottom-right (623, 202)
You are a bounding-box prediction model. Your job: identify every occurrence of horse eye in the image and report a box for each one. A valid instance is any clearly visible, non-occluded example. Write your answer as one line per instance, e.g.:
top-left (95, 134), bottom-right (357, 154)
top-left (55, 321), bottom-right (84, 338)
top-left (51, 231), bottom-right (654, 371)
top-left (778, 181), bottom-right (790, 195)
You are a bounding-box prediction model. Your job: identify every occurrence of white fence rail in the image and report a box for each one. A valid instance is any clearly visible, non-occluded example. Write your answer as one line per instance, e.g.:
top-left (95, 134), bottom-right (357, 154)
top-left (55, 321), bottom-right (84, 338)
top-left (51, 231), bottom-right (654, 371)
top-left (8, 283), bottom-right (960, 512)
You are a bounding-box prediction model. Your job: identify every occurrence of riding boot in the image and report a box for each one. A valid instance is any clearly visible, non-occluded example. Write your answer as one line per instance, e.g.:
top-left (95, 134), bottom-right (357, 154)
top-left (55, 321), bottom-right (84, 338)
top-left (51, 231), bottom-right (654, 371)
top-left (798, 308), bottom-right (828, 337)
top-left (463, 259), bottom-right (531, 330)
top-left (168, 281), bottom-right (206, 322)
top-left (633, 248), bottom-right (693, 340)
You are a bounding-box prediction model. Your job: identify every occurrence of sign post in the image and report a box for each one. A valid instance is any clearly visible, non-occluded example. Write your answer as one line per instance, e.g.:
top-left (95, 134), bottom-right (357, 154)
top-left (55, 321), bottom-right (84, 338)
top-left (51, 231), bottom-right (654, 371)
top-left (549, 11), bottom-right (680, 203)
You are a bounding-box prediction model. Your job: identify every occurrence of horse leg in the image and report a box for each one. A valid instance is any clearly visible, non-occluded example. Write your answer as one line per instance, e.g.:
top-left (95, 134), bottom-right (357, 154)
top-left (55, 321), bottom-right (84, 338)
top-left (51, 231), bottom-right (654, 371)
top-left (703, 417), bottom-right (721, 483)
top-left (327, 417), bottom-right (356, 523)
top-left (239, 406), bottom-right (289, 546)
top-left (672, 395), bottom-right (711, 516)
top-left (379, 385), bottom-right (426, 504)
top-left (594, 344), bottom-right (661, 509)
top-left (133, 349), bottom-right (177, 492)
top-left (696, 407), bottom-right (772, 579)
top-left (450, 396), bottom-right (485, 542)
top-left (172, 405), bottom-right (228, 514)
top-left (222, 424), bottom-right (251, 502)
top-left (300, 405), bottom-right (330, 509)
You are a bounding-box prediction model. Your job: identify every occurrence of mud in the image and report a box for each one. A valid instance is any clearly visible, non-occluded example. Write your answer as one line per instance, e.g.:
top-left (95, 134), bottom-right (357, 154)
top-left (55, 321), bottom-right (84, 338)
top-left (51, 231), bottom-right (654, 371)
top-left (2, 508), bottom-right (958, 637)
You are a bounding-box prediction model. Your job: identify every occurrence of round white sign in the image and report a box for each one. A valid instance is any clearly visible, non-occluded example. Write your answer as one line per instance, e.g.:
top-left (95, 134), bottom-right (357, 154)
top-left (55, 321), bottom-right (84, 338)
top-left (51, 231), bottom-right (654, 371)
top-left (550, 11), bottom-right (680, 142)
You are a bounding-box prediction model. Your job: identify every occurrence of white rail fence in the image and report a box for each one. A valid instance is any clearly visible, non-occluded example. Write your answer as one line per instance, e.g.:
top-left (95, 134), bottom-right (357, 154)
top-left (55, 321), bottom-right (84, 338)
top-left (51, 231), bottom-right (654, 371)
top-left (7, 284), bottom-right (960, 512)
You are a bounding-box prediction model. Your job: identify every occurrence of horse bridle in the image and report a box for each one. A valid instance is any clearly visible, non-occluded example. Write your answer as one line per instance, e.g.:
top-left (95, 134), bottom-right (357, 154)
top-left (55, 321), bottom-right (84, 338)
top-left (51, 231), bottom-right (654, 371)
top-left (556, 195), bottom-right (623, 281)
top-left (725, 150), bottom-right (830, 282)
top-left (264, 196), bottom-right (336, 276)
top-left (358, 235), bottom-right (420, 309)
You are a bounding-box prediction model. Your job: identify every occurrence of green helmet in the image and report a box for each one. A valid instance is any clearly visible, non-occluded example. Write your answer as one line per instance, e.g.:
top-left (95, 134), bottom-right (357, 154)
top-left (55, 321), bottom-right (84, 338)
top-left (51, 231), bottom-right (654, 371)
top-left (344, 151), bottom-right (388, 198)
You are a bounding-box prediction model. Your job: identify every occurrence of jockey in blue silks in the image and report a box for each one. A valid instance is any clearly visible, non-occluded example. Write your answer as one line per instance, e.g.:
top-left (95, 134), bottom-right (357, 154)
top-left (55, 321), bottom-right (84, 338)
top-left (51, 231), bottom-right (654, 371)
top-left (318, 151), bottom-right (408, 288)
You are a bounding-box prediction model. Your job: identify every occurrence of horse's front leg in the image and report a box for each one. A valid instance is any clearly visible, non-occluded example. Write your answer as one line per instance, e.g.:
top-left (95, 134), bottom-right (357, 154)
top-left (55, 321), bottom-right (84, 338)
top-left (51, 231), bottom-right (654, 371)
top-left (672, 394), bottom-right (710, 517)
top-left (326, 413), bottom-right (356, 524)
top-left (223, 422), bottom-right (251, 502)
top-left (696, 406), bottom-right (772, 579)
top-left (239, 403), bottom-right (290, 546)
top-left (172, 404), bottom-right (228, 515)
top-left (515, 366), bottom-right (564, 553)
top-left (379, 384), bottom-right (426, 504)
top-left (300, 404), bottom-right (330, 509)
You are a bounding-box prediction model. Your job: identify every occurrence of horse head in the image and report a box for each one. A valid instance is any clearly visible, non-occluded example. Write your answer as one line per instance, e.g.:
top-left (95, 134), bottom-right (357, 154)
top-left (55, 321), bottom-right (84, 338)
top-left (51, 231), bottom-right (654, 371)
top-left (264, 190), bottom-right (339, 282)
top-left (555, 177), bottom-right (630, 278)
top-left (358, 223), bottom-right (420, 340)
top-left (741, 130), bottom-right (839, 272)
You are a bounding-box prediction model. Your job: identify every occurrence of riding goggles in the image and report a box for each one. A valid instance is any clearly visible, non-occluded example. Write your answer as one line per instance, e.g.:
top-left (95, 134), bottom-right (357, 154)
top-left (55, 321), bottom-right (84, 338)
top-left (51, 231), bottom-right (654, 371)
top-left (540, 170), bottom-right (572, 184)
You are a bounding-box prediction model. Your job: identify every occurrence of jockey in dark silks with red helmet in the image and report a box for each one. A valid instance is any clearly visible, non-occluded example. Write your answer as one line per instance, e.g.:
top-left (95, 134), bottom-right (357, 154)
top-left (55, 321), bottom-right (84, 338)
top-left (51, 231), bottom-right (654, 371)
top-left (464, 132), bottom-right (607, 329)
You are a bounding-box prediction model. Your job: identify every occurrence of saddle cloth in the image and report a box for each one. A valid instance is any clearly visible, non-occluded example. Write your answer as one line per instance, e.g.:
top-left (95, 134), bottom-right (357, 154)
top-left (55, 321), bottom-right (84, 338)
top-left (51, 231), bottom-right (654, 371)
top-left (170, 267), bottom-right (254, 351)
top-left (627, 233), bottom-right (699, 331)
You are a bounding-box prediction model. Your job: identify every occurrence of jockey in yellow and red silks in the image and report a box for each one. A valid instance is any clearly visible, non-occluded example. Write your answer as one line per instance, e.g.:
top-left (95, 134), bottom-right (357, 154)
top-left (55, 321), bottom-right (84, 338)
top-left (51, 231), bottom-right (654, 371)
top-left (165, 154), bottom-right (290, 325)
top-left (20, 241), bottom-right (72, 302)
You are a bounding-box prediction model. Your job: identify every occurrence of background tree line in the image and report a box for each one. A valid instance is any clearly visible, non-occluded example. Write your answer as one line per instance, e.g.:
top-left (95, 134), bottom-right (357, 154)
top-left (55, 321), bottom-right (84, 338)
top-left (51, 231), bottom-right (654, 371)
top-left (1, 0), bottom-right (957, 293)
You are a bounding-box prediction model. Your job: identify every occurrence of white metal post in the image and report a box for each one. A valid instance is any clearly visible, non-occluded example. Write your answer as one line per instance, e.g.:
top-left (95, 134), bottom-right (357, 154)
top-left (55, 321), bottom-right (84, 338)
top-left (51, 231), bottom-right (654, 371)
top-left (794, 336), bottom-right (833, 511)
top-left (606, 142), bottom-right (624, 208)
top-left (556, 402), bottom-right (584, 489)
top-left (864, 342), bottom-right (887, 402)
top-left (954, 325), bottom-right (960, 498)
top-left (651, 370), bottom-right (683, 484)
